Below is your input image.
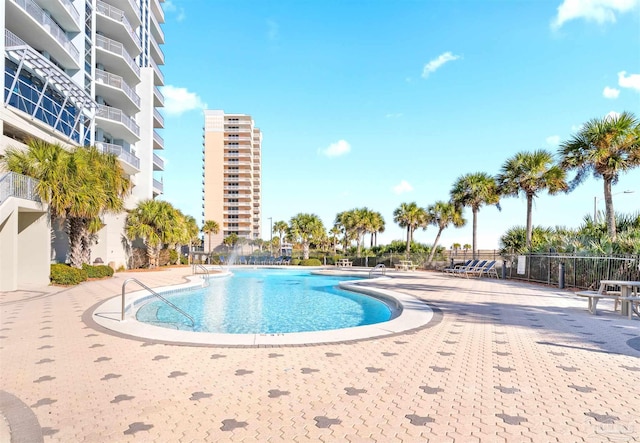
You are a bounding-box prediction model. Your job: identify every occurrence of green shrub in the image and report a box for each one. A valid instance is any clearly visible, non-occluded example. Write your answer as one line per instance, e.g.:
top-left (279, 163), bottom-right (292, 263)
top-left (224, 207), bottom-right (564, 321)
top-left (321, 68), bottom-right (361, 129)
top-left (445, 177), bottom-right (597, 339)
top-left (82, 264), bottom-right (114, 278)
top-left (300, 258), bottom-right (322, 266)
top-left (169, 249), bottom-right (179, 264)
top-left (180, 256), bottom-right (189, 265)
top-left (50, 264), bottom-right (88, 285)
top-left (291, 259), bottom-right (301, 266)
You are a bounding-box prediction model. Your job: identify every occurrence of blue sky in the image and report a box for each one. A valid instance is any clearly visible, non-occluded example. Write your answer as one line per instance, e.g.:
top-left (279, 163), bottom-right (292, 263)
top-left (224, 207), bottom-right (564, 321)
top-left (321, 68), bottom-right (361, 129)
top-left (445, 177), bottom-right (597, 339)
top-left (158, 0), bottom-right (640, 249)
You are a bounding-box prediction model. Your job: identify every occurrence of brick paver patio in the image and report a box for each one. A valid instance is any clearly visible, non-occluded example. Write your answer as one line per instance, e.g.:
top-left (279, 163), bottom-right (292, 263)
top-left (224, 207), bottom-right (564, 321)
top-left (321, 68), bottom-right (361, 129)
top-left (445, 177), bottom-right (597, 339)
top-left (1, 267), bottom-right (639, 442)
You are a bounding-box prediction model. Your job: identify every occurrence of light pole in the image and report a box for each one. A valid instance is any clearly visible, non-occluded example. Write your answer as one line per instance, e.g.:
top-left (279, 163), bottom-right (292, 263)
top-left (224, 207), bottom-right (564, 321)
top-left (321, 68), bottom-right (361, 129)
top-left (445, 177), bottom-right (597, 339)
top-left (268, 217), bottom-right (273, 256)
top-left (593, 190), bottom-right (634, 222)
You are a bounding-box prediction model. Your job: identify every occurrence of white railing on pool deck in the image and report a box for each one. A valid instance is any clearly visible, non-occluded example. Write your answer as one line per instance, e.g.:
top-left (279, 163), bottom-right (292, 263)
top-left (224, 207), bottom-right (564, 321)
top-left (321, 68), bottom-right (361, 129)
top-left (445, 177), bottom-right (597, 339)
top-left (121, 277), bottom-right (194, 326)
top-left (369, 264), bottom-right (386, 278)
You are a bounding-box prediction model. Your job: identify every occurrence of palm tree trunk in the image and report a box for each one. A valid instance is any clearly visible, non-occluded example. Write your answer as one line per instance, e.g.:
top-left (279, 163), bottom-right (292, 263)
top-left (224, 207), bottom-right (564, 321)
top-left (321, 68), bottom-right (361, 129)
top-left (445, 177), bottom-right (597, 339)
top-left (526, 194), bottom-right (533, 250)
top-left (427, 227), bottom-right (444, 264)
top-left (146, 243), bottom-right (155, 268)
top-left (472, 208), bottom-right (478, 260)
top-left (603, 178), bottom-right (616, 240)
top-left (303, 242), bottom-right (310, 260)
top-left (68, 217), bottom-right (84, 269)
top-left (406, 226), bottom-right (411, 253)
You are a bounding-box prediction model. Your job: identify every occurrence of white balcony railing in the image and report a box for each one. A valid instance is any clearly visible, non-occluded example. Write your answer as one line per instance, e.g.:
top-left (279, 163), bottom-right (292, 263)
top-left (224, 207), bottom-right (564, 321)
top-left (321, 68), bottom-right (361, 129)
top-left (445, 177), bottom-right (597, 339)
top-left (96, 104), bottom-right (140, 136)
top-left (96, 0), bottom-right (141, 50)
top-left (153, 108), bottom-right (164, 127)
top-left (153, 153), bottom-right (164, 170)
top-left (153, 179), bottom-right (163, 193)
top-left (11, 0), bottom-right (79, 61)
top-left (153, 130), bottom-right (164, 147)
top-left (150, 59), bottom-right (164, 84)
top-left (96, 142), bottom-right (140, 169)
top-left (59, 0), bottom-right (81, 25)
top-left (95, 34), bottom-right (140, 78)
top-left (153, 86), bottom-right (164, 105)
top-left (95, 69), bottom-right (140, 108)
top-left (0, 172), bottom-right (41, 205)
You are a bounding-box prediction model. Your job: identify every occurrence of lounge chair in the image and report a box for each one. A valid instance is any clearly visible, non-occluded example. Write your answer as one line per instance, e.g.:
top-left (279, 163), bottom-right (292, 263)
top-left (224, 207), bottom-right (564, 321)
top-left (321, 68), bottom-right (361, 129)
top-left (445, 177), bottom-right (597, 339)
top-left (443, 259), bottom-right (472, 273)
top-left (453, 260), bottom-right (487, 277)
top-left (445, 259), bottom-right (478, 275)
top-left (464, 260), bottom-right (497, 278)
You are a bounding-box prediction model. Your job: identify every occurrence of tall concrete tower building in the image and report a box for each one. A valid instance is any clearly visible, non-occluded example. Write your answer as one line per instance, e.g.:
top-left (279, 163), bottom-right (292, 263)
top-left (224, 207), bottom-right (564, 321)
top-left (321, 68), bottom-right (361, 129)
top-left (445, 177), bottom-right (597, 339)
top-left (1, 0), bottom-right (166, 289)
top-left (202, 110), bottom-right (262, 252)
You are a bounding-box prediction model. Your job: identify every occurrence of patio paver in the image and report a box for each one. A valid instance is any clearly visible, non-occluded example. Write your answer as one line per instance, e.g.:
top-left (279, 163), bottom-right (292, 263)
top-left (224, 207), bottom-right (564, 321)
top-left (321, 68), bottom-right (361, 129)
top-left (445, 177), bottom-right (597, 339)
top-left (1, 267), bottom-right (639, 442)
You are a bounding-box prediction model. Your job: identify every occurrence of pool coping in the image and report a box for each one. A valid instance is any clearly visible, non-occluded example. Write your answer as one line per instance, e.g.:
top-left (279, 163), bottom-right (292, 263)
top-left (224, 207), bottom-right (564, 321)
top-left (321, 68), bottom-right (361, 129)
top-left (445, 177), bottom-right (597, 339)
top-left (91, 268), bottom-right (435, 346)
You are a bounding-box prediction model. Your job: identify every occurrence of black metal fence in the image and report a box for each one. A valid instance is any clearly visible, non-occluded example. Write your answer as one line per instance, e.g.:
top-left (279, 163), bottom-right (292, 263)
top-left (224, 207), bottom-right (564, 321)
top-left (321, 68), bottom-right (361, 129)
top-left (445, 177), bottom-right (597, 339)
top-left (503, 254), bottom-right (640, 290)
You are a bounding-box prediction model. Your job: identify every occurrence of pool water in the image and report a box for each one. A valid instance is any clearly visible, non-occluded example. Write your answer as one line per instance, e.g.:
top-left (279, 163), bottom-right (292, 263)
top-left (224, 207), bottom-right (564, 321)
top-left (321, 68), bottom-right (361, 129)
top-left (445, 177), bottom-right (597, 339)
top-left (135, 269), bottom-right (392, 334)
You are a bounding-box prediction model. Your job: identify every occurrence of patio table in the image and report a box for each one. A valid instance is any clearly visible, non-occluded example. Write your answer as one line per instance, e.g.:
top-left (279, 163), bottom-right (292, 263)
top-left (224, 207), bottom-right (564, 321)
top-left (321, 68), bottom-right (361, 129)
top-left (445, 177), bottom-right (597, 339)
top-left (600, 280), bottom-right (640, 318)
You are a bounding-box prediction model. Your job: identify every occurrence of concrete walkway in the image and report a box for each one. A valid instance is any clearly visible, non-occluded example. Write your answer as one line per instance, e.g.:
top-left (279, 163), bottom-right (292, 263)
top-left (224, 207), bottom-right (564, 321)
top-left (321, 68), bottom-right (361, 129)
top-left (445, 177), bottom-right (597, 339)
top-left (1, 267), bottom-right (639, 442)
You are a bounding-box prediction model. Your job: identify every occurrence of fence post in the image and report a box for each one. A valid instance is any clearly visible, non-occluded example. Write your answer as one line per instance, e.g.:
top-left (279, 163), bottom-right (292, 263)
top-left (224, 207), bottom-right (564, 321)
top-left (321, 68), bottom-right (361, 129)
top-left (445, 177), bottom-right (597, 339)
top-left (558, 262), bottom-right (565, 289)
top-left (501, 260), bottom-right (507, 280)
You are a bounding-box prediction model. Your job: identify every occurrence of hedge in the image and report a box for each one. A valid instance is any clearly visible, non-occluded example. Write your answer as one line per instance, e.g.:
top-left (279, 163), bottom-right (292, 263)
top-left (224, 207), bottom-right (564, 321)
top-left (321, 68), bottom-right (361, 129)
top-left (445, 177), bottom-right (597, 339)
top-left (299, 258), bottom-right (322, 266)
top-left (50, 264), bottom-right (88, 285)
top-left (82, 264), bottom-right (114, 278)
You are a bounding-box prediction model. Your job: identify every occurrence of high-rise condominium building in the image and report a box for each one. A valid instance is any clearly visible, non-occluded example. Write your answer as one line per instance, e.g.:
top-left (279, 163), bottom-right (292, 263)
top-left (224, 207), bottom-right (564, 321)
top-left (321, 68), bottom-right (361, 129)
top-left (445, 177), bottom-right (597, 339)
top-left (202, 110), bottom-right (262, 252)
top-left (0, 0), bottom-right (166, 290)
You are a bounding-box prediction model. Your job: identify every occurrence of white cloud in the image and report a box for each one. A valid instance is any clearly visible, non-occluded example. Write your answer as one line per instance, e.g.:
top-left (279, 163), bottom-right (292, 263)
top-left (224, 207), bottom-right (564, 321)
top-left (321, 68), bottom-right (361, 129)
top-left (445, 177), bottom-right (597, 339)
top-left (606, 110), bottom-right (621, 120)
top-left (603, 86), bottom-right (620, 98)
top-left (618, 71), bottom-right (640, 91)
top-left (546, 135), bottom-right (561, 146)
top-left (551, 0), bottom-right (638, 29)
top-left (164, 0), bottom-right (186, 21)
top-left (161, 85), bottom-right (206, 116)
top-left (385, 113), bottom-right (403, 119)
top-left (422, 52), bottom-right (460, 78)
top-left (393, 180), bottom-right (414, 195)
top-left (319, 140), bottom-right (351, 158)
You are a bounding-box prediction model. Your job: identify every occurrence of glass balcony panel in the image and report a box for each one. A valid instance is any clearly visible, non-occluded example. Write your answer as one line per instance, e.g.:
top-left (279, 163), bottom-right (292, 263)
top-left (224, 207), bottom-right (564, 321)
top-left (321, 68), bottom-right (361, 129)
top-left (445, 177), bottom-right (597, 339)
top-left (95, 69), bottom-right (140, 109)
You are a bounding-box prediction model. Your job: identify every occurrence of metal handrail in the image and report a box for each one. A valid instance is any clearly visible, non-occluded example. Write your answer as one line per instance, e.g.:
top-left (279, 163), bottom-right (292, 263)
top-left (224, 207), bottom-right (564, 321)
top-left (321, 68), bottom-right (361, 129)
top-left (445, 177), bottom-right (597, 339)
top-left (369, 264), bottom-right (386, 278)
top-left (191, 264), bottom-right (210, 286)
top-left (121, 278), bottom-right (194, 327)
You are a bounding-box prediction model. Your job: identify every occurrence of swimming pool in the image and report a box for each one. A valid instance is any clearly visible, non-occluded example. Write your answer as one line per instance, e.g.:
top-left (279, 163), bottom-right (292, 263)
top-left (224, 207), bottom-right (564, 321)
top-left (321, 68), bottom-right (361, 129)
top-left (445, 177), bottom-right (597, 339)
top-left (135, 269), bottom-right (393, 334)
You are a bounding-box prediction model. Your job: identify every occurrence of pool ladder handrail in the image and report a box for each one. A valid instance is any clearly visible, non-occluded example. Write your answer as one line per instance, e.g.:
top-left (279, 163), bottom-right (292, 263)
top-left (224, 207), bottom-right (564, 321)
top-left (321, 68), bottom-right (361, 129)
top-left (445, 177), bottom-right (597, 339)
top-left (369, 263), bottom-right (386, 278)
top-left (121, 277), bottom-right (195, 327)
top-left (192, 264), bottom-right (211, 286)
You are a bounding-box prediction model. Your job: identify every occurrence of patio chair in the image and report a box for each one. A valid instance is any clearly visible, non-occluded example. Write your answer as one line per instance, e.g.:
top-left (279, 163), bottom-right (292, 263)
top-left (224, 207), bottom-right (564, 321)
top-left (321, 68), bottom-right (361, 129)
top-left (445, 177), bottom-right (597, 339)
top-left (464, 260), bottom-right (498, 278)
top-left (454, 260), bottom-right (487, 277)
top-left (445, 259), bottom-right (478, 275)
top-left (443, 259), bottom-right (472, 273)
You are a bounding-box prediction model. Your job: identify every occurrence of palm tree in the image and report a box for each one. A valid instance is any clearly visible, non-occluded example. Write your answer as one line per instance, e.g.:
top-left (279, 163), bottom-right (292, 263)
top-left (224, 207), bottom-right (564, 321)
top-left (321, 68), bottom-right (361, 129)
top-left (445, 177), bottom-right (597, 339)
top-left (450, 172), bottom-right (501, 259)
top-left (182, 214), bottom-right (200, 265)
top-left (289, 213), bottom-right (325, 259)
top-left (426, 201), bottom-right (466, 264)
top-left (272, 220), bottom-right (289, 256)
top-left (202, 220), bottom-right (219, 257)
top-left (497, 150), bottom-right (568, 250)
top-left (329, 226), bottom-right (341, 255)
top-left (370, 211), bottom-right (385, 248)
top-left (559, 111), bottom-right (640, 240)
top-left (2, 141), bottom-right (130, 268)
top-left (393, 202), bottom-right (428, 254)
top-left (125, 200), bottom-right (180, 268)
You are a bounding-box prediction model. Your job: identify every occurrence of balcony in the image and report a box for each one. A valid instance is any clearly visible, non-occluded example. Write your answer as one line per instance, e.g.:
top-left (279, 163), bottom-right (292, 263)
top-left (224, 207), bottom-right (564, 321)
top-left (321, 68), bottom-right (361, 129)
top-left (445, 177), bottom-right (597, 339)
top-left (224, 136), bottom-right (252, 142)
top-left (153, 108), bottom-right (164, 128)
top-left (95, 34), bottom-right (140, 84)
top-left (153, 86), bottom-right (164, 107)
top-left (224, 185), bottom-right (252, 191)
top-left (96, 104), bottom-right (140, 141)
top-left (0, 172), bottom-right (41, 206)
top-left (37, 0), bottom-right (81, 31)
top-left (151, 59), bottom-right (165, 86)
top-left (95, 142), bottom-right (140, 174)
top-left (150, 35), bottom-right (165, 65)
top-left (96, 0), bottom-right (141, 56)
top-left (113, 0), bottom-right (141, 27)
top-left (153, 130), bottom-right (164, 149)
top-left (152, 179), bottom-right (163, 196)
top-left (151, 0), bottom-right (165, 23)
top-left (95, 69), bottom-right (140, 114)
top-left (7, 0), bottom-right (80, 69)
top-left (153, 153), bottom-right (164, 171)
top-left (223, 161), bottom-right (252, 166)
